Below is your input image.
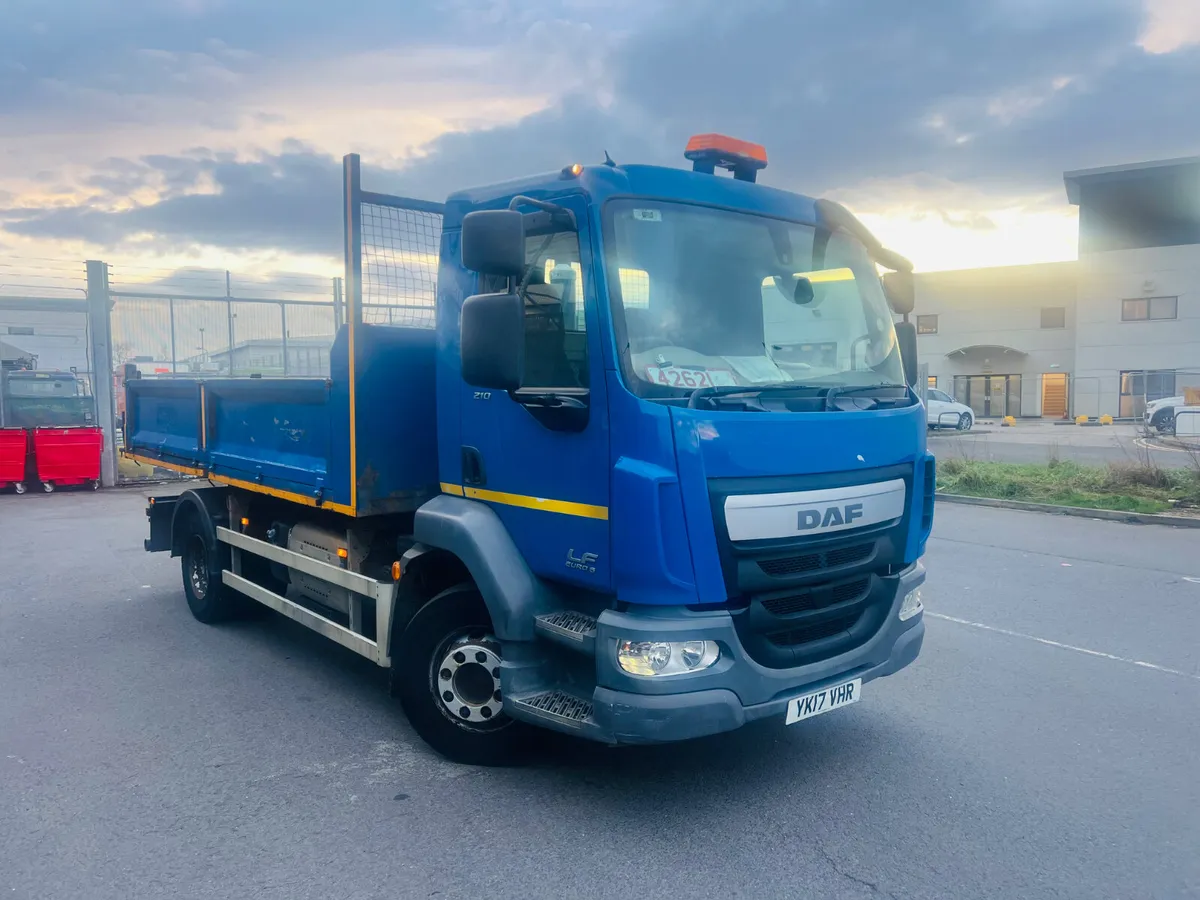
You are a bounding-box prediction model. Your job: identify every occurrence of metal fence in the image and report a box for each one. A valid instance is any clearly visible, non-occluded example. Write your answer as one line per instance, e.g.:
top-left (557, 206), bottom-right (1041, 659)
top-left (107, 268), bottom-right (343, 378)
top-left (0, 259), bottom-right (99, 435)
top-left (344, 154), bottom-right (443, 329)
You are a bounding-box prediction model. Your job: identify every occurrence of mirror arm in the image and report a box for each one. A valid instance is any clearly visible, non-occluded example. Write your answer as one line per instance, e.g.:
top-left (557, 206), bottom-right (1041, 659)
top-left (509, 195), bottom-right (578, 232)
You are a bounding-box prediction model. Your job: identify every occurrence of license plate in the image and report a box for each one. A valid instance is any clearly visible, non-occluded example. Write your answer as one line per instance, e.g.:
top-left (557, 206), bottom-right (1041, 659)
top-left (785, 678), bottom-right (862, 725)
top-left (644, 366), bottom-right (737, 389)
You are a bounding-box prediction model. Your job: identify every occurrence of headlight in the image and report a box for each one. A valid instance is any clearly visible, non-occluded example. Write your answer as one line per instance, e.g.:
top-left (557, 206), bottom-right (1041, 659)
top-left (899, 587), bottom-right (923, 621)
top-left (616, 639), bottom-right (720, 676)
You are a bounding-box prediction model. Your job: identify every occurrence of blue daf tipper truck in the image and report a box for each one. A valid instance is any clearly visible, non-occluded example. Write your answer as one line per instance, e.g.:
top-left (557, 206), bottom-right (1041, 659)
top-left (127, 135), bottom-right (933, 765)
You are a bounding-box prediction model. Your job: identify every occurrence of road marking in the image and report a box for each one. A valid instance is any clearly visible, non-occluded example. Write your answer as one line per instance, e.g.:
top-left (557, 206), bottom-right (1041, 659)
top-left (1133, 436), bottom-right (1192, 454)
top-left (926, 612), bottom-right (1200, 682)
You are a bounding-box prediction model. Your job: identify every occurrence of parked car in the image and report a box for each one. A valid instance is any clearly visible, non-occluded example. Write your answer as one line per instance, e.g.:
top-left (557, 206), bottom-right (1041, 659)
top-left (1144, 395), bottom-right (1183, 434)
top-left (926, 388), bottom-right (974, 430)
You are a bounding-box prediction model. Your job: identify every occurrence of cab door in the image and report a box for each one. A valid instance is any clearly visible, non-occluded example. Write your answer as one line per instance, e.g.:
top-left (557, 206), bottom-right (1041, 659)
top-left (457, 195), bottom-right (611, 590)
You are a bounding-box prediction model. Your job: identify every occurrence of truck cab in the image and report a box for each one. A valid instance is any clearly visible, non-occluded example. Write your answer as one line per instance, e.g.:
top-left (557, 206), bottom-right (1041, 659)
top-left (426, 136), bottom-right (931, 749)
top-left (131, 135), bottom-right (931, 765)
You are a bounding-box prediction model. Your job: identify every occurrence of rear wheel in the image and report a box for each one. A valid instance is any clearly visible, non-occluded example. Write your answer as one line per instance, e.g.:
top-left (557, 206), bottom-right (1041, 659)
top-left (41, 481), bottom-right (54, 493)
top-left (180, 518), bottom-right (238, 623)
top-left (392, 584), bottom-right (530, 766)
top-left (13, 482), bottom-right (25, 495)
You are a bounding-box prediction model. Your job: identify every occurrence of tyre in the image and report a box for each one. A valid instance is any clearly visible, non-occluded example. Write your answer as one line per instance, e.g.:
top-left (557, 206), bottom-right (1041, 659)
top-left (1156, 412), bottom-right (1175, 435)
top-left (956, 412), bottom-right (973, 431)
top-left (392, 584), bottom-right (530, 766)
top-left (42, 481), bottom-right (54, 493)
top-left (13, 482), bottom-right (25, 495)
top-left (179, 515), bottom-right (238, 624)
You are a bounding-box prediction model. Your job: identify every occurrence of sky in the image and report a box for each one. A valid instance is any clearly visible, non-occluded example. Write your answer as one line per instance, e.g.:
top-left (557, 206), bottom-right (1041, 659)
top-left (1, 0), bottom-right (1199, 288)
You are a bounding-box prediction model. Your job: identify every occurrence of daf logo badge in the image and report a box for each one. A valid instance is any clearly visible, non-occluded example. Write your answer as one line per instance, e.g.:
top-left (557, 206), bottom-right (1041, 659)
top-left (798, 503), bottom-right (865, 530)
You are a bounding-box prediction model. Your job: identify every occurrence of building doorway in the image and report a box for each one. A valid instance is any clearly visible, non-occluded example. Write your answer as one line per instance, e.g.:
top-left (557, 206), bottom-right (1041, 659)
top-left (1041, 373), bottom-right (1068, 419)
top-left (953, 374), bottom-right (1022, 418)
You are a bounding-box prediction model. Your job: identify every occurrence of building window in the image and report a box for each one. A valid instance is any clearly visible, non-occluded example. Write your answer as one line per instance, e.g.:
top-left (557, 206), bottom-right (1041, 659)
top-left (6, 326), bottom-right (34, 335)
top-left (1040, 307), bottom-right (1065, 329)
top-left (1121, 296), bottom-right (1177, 321)
top-left (917, 315), bottom-right (938, 335)
top-left (927, 375), bottom-right (938, 390)
top-left (1119, 369), bottom-right (1176, 418)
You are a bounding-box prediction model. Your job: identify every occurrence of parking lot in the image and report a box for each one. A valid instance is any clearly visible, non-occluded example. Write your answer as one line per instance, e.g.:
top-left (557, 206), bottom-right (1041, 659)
top-left (930, 419), bottom-right (1199, 468)
top-left (2, 489), bottom-right (1199, 899)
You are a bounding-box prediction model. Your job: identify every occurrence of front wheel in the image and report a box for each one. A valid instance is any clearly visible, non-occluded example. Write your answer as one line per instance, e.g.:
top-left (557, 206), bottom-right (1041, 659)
top-left (956, 413), bottom-right (973, 431)
top-left (13, 482), bottom-right (25, 495)
top-left (392, 585), bottom-right (530, 766)
top-left (41, 481), bottom-right (54, 493)
top-left (1156, 413), bottom-right (1175, 435)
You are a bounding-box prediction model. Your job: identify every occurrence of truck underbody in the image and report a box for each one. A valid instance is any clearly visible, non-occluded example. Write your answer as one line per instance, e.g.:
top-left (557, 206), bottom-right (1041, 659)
top-left (145, 481), bottom-right (925, 765)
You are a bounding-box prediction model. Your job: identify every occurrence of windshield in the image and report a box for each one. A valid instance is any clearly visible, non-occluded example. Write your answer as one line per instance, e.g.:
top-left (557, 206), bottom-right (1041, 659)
top-left (4, 374), bottom-right (83, 398)
top-left (606, 200), bottom-right (903, 398)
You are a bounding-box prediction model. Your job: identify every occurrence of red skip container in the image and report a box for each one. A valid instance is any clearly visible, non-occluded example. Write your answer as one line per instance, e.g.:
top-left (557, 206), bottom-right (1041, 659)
top-left (0, 427), bottom-right (29, 494)
top-left (32, 426), bottom-right (102, 492)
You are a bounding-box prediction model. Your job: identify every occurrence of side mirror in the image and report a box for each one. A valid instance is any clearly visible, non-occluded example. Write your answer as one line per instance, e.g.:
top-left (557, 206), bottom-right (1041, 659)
top-left (462, 210), bottom-right (525, 277)
top-left (882, 270), bottom-right (914, 316)
top-left (461, 291), bottom-right (524, 391)
top-left (895, 320), bottom-right (918, 388)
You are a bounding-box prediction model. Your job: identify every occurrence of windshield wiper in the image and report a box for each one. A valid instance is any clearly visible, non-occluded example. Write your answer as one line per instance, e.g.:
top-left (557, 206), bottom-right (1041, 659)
top-left (687, 383), bottom-right (818, 409)
top-left (824, 382), bottom-right (909, 411)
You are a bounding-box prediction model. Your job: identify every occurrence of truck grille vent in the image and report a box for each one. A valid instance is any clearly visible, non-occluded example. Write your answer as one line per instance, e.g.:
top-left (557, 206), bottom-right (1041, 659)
top-left (767, 612), bottom-right (860, 647)
top-left (758, 542), bottom-right (872, 577)
top-left (761, 577), bottom-right (870, 616)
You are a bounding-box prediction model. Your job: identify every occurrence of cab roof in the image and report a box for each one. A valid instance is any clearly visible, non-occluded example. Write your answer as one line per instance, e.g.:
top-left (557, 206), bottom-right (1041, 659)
top-left (442, 162), bottom-right (821, 230)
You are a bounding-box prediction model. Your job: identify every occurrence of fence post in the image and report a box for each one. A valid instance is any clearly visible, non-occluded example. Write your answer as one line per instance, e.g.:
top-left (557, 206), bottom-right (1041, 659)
top-left (332, 277), bottom-right (344, 329)
top-left (280, 303), bottom-right (289, 375)
top-left (168, 296), bottom-right (178, 374)
top-left (86, 260), bottom-right (117, 488)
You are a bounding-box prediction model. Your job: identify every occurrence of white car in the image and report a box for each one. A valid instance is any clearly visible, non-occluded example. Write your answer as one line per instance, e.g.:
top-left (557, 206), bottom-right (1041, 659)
top-left (926, 388), bottom-right (974, 431)
top-left (1144, 396), bottom-right (1183, 434)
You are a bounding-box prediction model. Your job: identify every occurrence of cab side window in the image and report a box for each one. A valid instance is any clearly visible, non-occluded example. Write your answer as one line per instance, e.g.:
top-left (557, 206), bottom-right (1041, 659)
top-left (521, 232), bottom-right (588, 389)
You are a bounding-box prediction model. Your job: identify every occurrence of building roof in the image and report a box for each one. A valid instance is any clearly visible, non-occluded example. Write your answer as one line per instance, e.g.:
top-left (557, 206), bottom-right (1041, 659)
top-left (1063, 156), bottom-right (1200, 205)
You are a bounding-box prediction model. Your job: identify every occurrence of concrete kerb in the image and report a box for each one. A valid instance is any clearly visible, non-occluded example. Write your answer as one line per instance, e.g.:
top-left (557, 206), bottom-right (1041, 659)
top-left (936, 492), bottom-right (1200, 528)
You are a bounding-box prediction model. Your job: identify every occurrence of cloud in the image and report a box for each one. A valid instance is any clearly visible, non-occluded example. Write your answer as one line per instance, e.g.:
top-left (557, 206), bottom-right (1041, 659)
top-left (2, 146), bottom-right (344, 256)
top-left (2, 0), bottom-right (1199, 273)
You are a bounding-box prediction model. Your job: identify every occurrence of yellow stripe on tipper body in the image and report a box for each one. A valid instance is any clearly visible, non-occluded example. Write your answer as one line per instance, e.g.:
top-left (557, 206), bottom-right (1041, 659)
top-left (123, 451), bottom-right (356, 517)
top-left (441, 483), bottom-right (608, 520)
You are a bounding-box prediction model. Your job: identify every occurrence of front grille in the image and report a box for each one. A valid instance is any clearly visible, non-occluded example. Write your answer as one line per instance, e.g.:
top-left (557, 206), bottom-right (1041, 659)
top-left (767, 612), bottom-right (861, 647)
top-left (761, 577), bottom-right (870, 616)
top-left (758, 542), bottom-right (872, 577)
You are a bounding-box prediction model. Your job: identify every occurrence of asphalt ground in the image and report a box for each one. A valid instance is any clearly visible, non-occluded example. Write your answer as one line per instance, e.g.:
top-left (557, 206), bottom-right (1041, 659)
top-left (2, 489), bottom-right (1197, 899)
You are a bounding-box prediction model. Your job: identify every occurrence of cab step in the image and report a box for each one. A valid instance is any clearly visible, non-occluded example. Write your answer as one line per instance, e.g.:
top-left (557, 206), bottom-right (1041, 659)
top-left (509, 689), bottom-right (595, 729)
top-left (534, 610), bottom-right (597, 655)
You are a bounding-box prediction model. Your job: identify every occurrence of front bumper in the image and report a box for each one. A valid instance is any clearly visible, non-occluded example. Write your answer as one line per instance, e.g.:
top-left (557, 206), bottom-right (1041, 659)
top-left (590, 561), bottom-right (925, 744)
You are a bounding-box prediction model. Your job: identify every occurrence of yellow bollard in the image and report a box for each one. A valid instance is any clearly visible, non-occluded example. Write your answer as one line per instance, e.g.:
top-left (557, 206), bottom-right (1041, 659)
top-left (1001, 416), bottom-right (1015, 427)
top-left (1099, 414), bottom-right (1113, 425)
top-left (1075, 415), bottom-right (1089, 425)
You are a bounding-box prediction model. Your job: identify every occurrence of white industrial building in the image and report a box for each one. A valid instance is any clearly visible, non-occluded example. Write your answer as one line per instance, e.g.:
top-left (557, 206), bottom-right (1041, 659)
top-left (915, 156), bottom-right (1200, 419)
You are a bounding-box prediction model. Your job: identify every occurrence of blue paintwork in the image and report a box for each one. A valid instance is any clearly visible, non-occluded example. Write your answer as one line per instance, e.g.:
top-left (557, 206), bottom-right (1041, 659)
top-left (131, 156), bottom-right (930, 611)
top-left (126, 321), bottom-right (439, 514)
top-left (437, 161), bottom-right (931, 604)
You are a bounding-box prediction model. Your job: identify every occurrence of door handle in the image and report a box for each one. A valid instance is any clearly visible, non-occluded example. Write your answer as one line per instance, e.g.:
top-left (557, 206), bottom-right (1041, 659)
top-left (461, 446), bottom-right (486, 487)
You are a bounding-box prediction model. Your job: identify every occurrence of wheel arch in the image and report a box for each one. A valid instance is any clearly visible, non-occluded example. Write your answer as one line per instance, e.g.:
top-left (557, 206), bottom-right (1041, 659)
top-left (170, 486), bottom-right (230, 558)
top-left (411, 494), bottom-right (552, 642)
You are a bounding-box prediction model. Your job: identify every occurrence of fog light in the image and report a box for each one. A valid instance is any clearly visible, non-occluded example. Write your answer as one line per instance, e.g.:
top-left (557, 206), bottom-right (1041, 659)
top-left (899, 587), bottom-right (923, 621)
top-left (616, 639), bottom-right (719, 676)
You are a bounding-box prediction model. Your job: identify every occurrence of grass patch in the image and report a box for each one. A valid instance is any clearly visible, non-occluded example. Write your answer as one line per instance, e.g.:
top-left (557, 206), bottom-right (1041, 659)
top-left (937, 458), bottom-right (1200, 515)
